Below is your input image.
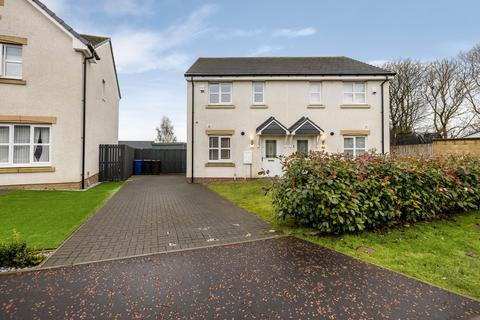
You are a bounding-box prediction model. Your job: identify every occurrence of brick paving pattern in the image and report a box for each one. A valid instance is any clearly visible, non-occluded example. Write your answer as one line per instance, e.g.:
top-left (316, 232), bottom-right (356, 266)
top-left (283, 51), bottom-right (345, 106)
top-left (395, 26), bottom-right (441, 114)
top-left (43, 175), bottom-right (275, 267)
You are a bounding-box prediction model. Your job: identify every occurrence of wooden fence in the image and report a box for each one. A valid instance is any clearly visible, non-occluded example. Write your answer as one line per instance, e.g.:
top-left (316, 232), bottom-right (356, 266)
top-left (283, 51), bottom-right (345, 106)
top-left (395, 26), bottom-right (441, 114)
top-left (391, 144), bottom-right (433, 156)
top-left (99, 144), bottom-right (135, 182)
top-left (391, 138), bottom-right (480, 157)
top-left (134, 149), bottom-right (186, 174)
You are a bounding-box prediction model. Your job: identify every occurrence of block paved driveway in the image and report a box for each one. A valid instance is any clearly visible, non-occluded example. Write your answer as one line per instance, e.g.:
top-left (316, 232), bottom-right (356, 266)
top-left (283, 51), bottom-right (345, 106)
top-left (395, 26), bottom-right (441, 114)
top-left (43, 175), bottom-right (275, 267)
top-left (1, 238), bottom-right (479, 319)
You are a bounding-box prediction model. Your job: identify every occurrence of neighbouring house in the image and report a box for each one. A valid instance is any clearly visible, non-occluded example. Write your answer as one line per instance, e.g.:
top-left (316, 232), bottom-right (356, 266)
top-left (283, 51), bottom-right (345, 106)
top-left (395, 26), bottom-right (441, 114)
top-left (0, 0), bottom-right (120, 189)
top-left (185, 57), bottom-right (395, 181)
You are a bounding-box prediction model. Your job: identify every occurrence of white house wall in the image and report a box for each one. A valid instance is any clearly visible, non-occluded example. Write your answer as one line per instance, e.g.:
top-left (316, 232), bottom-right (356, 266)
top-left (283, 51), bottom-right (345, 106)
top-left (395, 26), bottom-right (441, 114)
top-left (187, 79), bottom-right (390, 179)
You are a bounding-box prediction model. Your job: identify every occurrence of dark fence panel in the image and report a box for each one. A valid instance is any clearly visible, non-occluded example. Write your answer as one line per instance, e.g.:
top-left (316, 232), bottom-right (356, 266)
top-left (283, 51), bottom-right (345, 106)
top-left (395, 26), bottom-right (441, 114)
top-left (134, 149), bottom-right (186, 174)
top-left (99, 144), bottom-right (136, 182)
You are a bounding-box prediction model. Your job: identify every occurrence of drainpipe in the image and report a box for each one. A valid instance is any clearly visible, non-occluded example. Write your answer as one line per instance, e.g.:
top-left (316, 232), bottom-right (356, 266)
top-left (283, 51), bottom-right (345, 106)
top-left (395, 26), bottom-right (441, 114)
top-left (190, 76), bottom-right (195, 183)
top-left (81, 47), bottom-right (98, 189)
top-left (380, 76), bottom-right (389, 154)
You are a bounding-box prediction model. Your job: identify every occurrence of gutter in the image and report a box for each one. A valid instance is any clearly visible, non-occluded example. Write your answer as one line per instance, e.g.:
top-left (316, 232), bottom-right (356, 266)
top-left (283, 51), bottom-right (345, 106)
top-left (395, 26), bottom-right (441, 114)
top-left (81, 45), bottom-right (100, 189)
top-left (380, 76), bottom-right (389, 154)
top-left (190, 76), bottom-right (195, 183)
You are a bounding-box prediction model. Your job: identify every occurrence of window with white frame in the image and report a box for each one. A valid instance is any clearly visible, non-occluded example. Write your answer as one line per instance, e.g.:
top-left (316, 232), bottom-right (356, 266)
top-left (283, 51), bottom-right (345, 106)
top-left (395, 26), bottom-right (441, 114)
top-left (209, 83), bottom-right (232, 104)
top-left (208, 136), bottom-right (231, 161)
top-left (343, 136), bottom-right (366, 157)
top-left (310, 82), bottom-right (322, 104)
top-left (0, 124), bottom-right (51, 166)
top-left (0, 44), bottom-right (23, 79)
top-left (253, 82), bottom-right (265, 104)
top-left (343, 82), bottom-right (366, 104)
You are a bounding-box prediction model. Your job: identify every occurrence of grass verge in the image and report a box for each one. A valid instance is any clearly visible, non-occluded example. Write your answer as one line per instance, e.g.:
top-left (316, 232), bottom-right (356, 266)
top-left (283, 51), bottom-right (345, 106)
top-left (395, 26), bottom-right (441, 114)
top-left (0, 182), bottom-right (123, 250)
top-left (206, 180), bottom-right (480, 299)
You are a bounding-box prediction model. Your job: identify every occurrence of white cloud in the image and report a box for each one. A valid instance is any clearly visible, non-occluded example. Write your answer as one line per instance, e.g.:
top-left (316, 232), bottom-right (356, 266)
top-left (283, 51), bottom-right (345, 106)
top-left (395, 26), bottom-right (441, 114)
top-left (112, 4), bottom-right (217, 73)
top-left (40, 0), bottom-right (66, 14)
top-left (102, 0), bottom-right (154, 16)
top-left (367, 60), bottom-right (388, 67)
top-left (249, 45), bottom-right (283, 56)
top-left (273, 27), bottom-right (317, 38)
top-left (216, 29), bottom-right (264, 39)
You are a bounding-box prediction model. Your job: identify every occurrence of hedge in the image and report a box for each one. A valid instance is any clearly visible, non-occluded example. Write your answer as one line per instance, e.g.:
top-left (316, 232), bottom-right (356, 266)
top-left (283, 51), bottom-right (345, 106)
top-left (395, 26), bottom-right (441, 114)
top-left (270, 152), bottom-right (480, 234)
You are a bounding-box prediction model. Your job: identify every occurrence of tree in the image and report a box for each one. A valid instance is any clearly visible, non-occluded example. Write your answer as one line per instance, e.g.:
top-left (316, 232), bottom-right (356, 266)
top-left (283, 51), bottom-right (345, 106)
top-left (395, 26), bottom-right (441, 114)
top-left (155, 116), bottom-right (177, 143)
top-left (460, 45), bottom-right (480, 116)
top-left (422, 58), bottom-right (475, 138)
top-left (383, 59), bottom-right (427, 138)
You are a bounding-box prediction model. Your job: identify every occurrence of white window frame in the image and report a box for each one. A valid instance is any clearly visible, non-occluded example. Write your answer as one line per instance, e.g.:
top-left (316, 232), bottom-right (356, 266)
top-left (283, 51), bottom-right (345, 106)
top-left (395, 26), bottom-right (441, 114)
top-left (252, 82), bottom-right (265, 105)
top-left (0, 125), bottom-right (9, 165)
top-left (0, 124), bottom-right (52, 167)
top-left (343, 82), bottom-right (366, 104)
top-left (209, 83), bottom-right (232, 104)
top-left (208, 135), bottom-right (232, 162)
top-left (309, 82), bottom-right (322, 104)
top-left (1, 44), bottom-right (23, 80)
top-left (343, 136), bottom-right (367, 157)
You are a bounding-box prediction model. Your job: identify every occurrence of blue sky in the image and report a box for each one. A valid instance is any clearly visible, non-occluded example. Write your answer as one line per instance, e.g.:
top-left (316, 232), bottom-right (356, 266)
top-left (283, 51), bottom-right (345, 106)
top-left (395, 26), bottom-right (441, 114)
top-left (42, 0), bottom-right (480, 142)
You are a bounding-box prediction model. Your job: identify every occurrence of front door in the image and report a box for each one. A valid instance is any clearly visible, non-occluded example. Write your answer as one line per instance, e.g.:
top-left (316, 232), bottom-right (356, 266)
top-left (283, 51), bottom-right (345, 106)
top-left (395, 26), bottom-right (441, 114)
top-left (262, 138), bottom-right (283, 176)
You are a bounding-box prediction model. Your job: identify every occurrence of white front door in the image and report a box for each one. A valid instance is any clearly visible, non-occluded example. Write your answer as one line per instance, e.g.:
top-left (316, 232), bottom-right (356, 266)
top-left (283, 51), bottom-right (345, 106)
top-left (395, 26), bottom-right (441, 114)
top-left (262, 138), bottom-right (284, 176)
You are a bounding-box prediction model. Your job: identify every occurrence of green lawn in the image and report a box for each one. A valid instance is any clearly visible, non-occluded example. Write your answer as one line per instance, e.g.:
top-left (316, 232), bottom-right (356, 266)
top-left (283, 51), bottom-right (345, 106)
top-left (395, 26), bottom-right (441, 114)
top-left (0, 182), bottom-right (123, 250)
top-left (206, 180), bottom-right (480, 300)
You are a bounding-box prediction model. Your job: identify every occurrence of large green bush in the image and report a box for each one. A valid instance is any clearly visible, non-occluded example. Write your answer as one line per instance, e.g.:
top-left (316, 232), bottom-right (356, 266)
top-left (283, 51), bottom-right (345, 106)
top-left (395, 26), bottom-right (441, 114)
top-left (0, 231), bottom-right (43, 268)
top-left (270, 153), bottom-right (480, 233)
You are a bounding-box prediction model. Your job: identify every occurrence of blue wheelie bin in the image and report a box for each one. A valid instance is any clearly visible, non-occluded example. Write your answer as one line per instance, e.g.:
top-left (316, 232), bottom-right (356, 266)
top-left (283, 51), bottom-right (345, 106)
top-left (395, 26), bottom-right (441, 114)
top-left (134, 160), bottom-right (143, 175)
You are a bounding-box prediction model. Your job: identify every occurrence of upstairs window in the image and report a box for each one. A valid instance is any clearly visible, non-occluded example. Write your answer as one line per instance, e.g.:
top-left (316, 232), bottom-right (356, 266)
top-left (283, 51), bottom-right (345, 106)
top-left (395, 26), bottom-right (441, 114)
top-left (208, 136), bottom-right (231, 161)
top-left (309, 82), bottom-right (322, 104)
top-left (343, 82), bottom-right (366, 104)
top-left (209, 83), bottom-right (232, 104)
top-left (0, 44), bottom-right (23, 79)
top-left (253, 82), bottom-right (265, 104)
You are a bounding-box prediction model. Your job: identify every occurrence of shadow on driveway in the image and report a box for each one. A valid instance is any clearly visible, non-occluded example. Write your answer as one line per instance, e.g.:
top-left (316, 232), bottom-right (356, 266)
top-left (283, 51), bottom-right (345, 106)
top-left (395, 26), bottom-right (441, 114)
top-left (1, 237), bottom-right (479, 319)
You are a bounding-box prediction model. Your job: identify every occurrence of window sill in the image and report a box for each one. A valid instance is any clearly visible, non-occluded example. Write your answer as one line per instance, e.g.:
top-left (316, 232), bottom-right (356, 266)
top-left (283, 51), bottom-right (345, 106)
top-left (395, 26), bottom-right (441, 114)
top-left (205, 162), bottom-right (235, 168)
top-left (206, 105), bottom-right (235, 109)
top-left (250, 105), bottom-right (268, 109)
top-left (340, 104), bottom-right (370, 109)
top-left (307, 104), bottom-right (326, 109)
top-left (0, 166), bottom-right (55, 174)
top-left (0, 78), bottom-right (26, 85)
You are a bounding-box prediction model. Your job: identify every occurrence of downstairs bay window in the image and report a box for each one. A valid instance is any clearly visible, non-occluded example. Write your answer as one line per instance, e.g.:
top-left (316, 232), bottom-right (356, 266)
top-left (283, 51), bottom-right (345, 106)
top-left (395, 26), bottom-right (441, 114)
top-left (0, 124), bottom-right (51, 167)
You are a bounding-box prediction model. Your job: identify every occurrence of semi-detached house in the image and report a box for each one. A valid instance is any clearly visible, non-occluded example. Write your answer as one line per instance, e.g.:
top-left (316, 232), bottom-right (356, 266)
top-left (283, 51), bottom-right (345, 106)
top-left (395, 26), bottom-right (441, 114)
top-left (185, 57), bottom-right (395, 181)
top-left (0, 0), bottom-right (120, 189)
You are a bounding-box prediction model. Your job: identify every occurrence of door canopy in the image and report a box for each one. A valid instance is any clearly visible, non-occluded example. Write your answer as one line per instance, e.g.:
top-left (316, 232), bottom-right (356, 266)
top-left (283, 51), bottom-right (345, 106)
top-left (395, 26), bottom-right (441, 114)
top-left (256, 117), bottom-right (289, 135)
top-left (288, 117), bottom-right (323, 135)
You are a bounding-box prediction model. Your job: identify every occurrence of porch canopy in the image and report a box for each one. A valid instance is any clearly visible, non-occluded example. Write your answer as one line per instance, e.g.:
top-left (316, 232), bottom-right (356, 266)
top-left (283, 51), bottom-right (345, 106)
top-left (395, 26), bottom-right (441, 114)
top-left (288, 117), bottom-right (323, 135)
top-left (256, 117), bottom-right (289, 135)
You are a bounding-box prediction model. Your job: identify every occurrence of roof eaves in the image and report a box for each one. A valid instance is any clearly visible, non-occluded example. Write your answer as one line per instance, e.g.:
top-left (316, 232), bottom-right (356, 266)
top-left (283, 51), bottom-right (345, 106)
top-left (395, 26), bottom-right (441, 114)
top-left (31, 0), bottom-right (90, 46)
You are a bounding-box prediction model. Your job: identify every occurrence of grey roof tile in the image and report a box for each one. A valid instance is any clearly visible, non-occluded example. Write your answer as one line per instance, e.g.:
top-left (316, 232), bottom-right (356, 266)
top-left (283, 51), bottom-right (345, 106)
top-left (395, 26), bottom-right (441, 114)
top-left (185, 57), bottom-right (395, 76)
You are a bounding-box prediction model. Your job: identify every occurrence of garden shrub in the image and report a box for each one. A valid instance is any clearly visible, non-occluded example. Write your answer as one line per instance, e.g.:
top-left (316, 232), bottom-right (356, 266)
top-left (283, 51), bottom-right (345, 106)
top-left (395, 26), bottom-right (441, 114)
top-left (270, 153), bottom-right (480, 234)
top-left (0, 231), bottom-right (43, 268)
